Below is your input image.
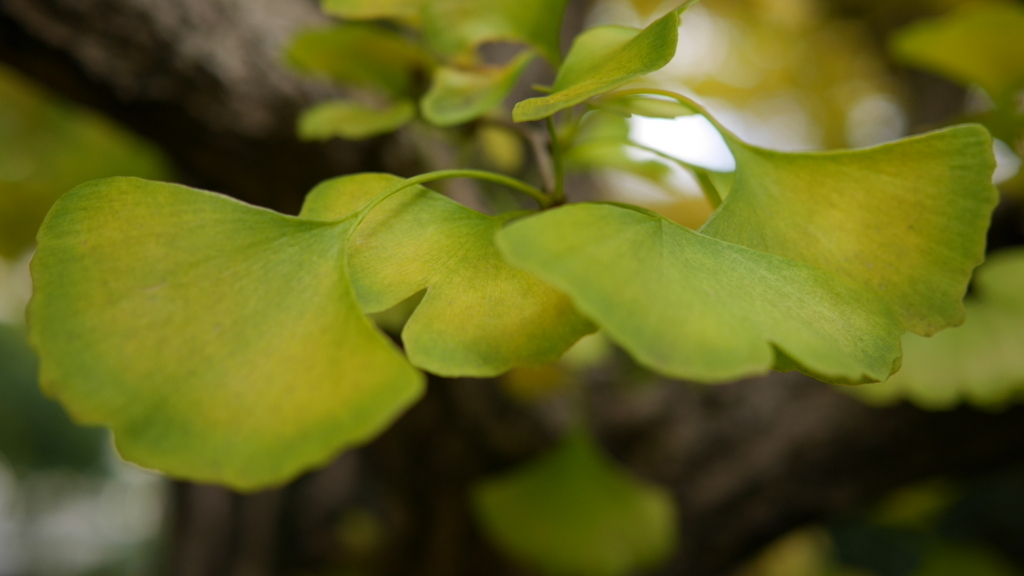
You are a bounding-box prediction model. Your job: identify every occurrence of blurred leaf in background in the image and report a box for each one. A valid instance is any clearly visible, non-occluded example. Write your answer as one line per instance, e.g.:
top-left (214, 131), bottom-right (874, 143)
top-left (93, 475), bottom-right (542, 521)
top-left (473, 429), bottom-right (678, 576)
top-left (0, 324), bottom-right (105, 474)
top-left (0, 64), bottom-right (171, 260)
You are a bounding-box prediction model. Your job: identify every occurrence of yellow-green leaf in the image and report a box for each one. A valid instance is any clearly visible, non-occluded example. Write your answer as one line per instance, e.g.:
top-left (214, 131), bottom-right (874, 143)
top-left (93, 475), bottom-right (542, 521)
top-left (321, 0), bottom-right (423, 25)
top-left (298, 99), bottom-right (416, 141)
top-left (512, 10), bottom-right (681, 122)
top-left (301, 174), bottom-right (594, 377)
top-left (473, 429), bottom-right (678, 576)
top-left (421, 52), bottom-right (535, 127)
top-left (701, 125), bottom-right (999, 336)
top-left (849, 249), bottom-right (1024, 411)
top-left (287, 24), bottom-right (431, 96)
top-left (890, 2), bottom-right (1024, 103)
top-left (497, 203), bottom-right (904, 384)
top-left (422, 0), bottom-right (570, 65)
top-left (29, 178), bottom-right (424, 491)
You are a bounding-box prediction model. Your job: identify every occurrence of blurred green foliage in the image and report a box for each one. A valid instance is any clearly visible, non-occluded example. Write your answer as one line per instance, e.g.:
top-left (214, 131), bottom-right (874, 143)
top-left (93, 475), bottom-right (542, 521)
top-left (0, 323), bottom-right (106, 474)
top-left (0, 64), bottom-right (171, 259)
top-left (741, 470), bottom-right (1024, 576)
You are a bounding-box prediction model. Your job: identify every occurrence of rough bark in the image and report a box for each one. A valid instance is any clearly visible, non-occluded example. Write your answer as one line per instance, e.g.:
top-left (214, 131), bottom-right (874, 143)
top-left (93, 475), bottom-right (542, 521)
top-left (3, 1), bottom-right (1023, 575)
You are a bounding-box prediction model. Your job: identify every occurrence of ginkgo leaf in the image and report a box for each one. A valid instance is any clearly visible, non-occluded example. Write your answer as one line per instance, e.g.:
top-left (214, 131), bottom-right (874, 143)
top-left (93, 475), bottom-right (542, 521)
top-left (29, 177), bottom-right (424, 491)
top-left (512, 9), bottom-right (682, 122)
top-left (298, 99), bottom-right (416, 141)
top-left (321, 0), bottom-right (423, 25)
top-left (701, 125), bottom-right (999, 336)
top-left (890, 2), bottom-right (1024, 103)
top-left (497, 203), bottom-right (904, 384)
top-left (300, 174), bottom-right (594, 377)
top-left (421, 0), bottom-right (570, 65)
top-left (849, 249), bottom-right (1024, 411)
top-left (421, 52), bottom-right (535, 127)
top-left (287, 24), bottom-right (431, 96)
top-left (473, 429), bottom-right (678, 576)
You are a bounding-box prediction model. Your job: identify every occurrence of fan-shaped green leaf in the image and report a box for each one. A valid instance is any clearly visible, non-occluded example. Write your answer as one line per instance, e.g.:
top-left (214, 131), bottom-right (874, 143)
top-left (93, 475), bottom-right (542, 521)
top-left (701, 125), bottom-right (999, 336)
top-left (301, 174), bottom-right (594, 377)
top-left (512, 10), bottom-right (681, 122)
top-left (287, 24), bottom-right (431, 96)
top-left (850, 250), bottom-right (1024, 411)
top-left (29, 177), bottom-right (424, 491)
top-left (422, 0), bottom-right (570, 65)
top-left (421, 52), bottom-right (535, 127)
top-left (890, 2), bottom-right (1024, 103)
top-left (497, 203), bottom-right (903, 384)
top-left (321, 0), bottom-right (423, 25)
top-left (473, 429), bottom-right (678, 576)
top-left (298, 99), bottom-right (416, 141)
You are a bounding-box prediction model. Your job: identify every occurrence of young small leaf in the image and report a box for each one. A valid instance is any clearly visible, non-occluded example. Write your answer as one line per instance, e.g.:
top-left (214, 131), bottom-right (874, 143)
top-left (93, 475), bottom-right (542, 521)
top-left (421, 52), bottom-right (535, 127)
top-left (298, 99), bottom-right (416, 141)
top-left (287, 24), bottom-right (431, 96)
top-left (702, 125), bottom-right (999, 336)
top-left (850, 249), bottom-right (1024, 411)
top-left (512, 10), bottom-right (681, 122)
top-left (890, 2), bottom-right (1024, 103)
top-left (29, 178), bottom-right (424, 491)
top-left (497, 203), bottom-right (904, 384)
top-left (301, 174), bottom-right (594, 377)
top-left (473, 429), bottom-right (678, 576)
top-left (422, 0), bottom-right (570, 65)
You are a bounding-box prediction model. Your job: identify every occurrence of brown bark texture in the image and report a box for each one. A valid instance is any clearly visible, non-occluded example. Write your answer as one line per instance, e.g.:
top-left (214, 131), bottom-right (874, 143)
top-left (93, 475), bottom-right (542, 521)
top-left (2, 0), bottom-right (1024, 575)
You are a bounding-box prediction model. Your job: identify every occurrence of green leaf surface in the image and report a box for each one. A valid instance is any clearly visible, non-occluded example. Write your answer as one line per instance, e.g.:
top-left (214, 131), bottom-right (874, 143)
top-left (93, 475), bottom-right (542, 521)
top-left (29, 178), bottom-right (424, 490)
top-left (421, 52), bottom-right (535, 127)
top-left (701, 125), bottom-right (999, 336)
top-left (513, 10), bottom-right (681, 122)
top-left (890, 2), bottom-right (1024, 103)
top-left (301, 174), bottom-right (594, 377)
top-left (287, 24), bottom-right (431, 96)
top-left (498, 203), bottom-right (904, 384)
top-left (321, 0), bottom-right (423, 24)
top-left (849, 249), bottom-right (1024, 411)
top-left (473, 429), bottom-right (678, 576)
top-left (422, 0), bottom-right (570, 64)
top-left (298, 99), bottom-right (416, 141)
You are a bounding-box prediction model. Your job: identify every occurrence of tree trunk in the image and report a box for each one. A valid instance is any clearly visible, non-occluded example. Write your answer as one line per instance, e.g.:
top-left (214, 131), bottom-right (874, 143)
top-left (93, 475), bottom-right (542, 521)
top-left (2, 1), bottom-right (1023, 575)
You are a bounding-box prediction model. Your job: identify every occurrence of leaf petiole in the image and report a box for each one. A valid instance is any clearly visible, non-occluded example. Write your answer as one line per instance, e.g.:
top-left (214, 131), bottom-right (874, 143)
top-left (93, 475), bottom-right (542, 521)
top-left (546, 118), bottom-right (567, 205)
